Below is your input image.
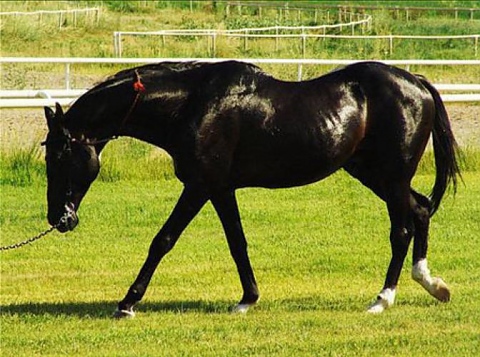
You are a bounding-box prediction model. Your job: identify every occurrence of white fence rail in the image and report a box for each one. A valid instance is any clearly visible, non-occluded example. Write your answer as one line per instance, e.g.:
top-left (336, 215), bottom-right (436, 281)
top-left (113, 30), bottom-right (479, 58)
top-left (0, 89), bottom-right (85, 108)
top-left (1, 57), bottom-right (479, 107)
top-left (0, 8), bottom-right (100, 16)
top-left (226, 2), bottom-right (480, 20)
top-left (2, 85), bottom-right (478, 108)
top-left (0, 8), bottom-right (101, 28)
top-left (113, 14), bottom-right (373, 57)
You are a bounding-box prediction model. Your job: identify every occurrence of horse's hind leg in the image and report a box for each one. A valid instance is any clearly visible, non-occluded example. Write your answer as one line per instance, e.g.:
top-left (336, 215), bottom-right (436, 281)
top-left (410, 190), bottom-right (450, 302)
top-left (344, 163), bottom-right (414, 313)
top-left (366, 180), bottom-right (415, 313)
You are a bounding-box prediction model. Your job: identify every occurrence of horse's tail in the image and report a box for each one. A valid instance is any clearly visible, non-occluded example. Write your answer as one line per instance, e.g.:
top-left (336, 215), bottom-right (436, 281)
top-left (417, 75), bottom-right (462, 216)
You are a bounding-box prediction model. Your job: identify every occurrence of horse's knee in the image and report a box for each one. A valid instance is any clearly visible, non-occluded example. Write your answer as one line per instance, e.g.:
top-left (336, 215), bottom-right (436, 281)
top-left (150, 234), bottom-right (176, 255)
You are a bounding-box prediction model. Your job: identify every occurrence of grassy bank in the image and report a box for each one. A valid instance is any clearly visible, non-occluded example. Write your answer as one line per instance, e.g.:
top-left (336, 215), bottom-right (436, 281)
top-left (1, 1), bottom-right (479, 86)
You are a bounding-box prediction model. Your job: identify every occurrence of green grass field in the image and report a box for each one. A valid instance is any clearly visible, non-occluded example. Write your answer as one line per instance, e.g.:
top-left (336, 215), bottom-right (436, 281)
top-left (1, 1), bottom-right (479, 356)
top-left (1, 145), bottom-right (479, 356)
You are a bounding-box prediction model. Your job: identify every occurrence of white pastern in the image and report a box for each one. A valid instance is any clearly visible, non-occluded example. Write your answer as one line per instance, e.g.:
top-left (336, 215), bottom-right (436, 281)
top-left (412, 259), bottom-right (450, 302)
top-left (232, 303), bottom-right (255, 314)
top-left (367, 288), bottom-right (396, 314)
top-left (412, 258), bottom-right (432, 285)
top-left (113, 309), bottom-right (136, 319)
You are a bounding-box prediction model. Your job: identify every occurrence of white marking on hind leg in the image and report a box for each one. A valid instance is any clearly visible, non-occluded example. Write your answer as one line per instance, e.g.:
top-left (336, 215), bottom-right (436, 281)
top-left (412, 258), bottom-right (450, 302)
top-left (232, 302), bottom-right (256, 314)
top-left (113, 308), bottom-right (135, 319)
top-left (367, 288), bottom-right (396, 314)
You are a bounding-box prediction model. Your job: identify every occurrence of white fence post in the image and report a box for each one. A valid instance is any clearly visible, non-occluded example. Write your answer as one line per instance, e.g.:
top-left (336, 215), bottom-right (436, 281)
top-left (118, 33), bottom-right (123, 57)
top-left (275, 26), bottom-right (279, 51)
top-left (302, 33), bottom-right (307, 58)
top-left (297, 64), bottom-right (303, 81)
top-left (65, 63), bottom-right (71, 90)
top-left (475, 35), bottom-right (479, 57)
top-left (211, 33), bottom-right (217, 57)
top-left (113, 32), bottom-right (118, 57)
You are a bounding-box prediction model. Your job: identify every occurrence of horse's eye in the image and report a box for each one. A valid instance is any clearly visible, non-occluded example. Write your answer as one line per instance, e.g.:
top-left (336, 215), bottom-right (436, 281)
top-left (46, 144), bottom-right (70, 163)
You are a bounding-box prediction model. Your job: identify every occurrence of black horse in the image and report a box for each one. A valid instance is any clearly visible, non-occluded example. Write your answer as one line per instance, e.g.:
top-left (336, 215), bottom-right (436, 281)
top-left (43, 60), bottom-right (460, 317)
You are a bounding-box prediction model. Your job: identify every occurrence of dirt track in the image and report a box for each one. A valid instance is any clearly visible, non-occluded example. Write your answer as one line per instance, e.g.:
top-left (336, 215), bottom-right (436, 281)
top-left (1, 104), bottom-right (478, 149)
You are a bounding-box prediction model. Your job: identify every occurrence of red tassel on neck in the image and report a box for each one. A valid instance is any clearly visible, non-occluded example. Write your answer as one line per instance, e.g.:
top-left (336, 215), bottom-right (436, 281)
top-left (133, 79), bottom-right (146, 92)
top-left (133, 70), bottom-right (146, 92)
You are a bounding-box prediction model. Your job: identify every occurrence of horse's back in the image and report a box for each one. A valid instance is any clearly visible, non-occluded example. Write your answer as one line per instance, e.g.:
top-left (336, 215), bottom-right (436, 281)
top-left (191, 61), bottom-right (434, 189)
top-left (196, 63), bottom-right (370, 188)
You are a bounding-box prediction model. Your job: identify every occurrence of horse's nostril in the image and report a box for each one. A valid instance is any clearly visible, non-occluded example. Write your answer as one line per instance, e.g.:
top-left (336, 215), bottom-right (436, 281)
top-left (67, 214), bottom-right (79, 231)
top-left (53, 203), bottom-right (79, 232)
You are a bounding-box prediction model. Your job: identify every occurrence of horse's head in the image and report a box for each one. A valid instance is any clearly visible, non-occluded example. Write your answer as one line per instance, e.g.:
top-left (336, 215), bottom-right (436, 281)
top-left (43, 103), bottom-right (100, 233)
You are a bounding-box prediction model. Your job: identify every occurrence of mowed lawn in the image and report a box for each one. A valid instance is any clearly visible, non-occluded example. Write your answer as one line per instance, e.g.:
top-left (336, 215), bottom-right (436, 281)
top-left (1, 166), bottom-right (479, 356)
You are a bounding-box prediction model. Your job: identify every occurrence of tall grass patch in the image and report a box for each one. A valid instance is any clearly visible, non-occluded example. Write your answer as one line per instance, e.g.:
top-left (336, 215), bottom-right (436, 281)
top-left (417, 146), bottom-right (480, 175)
top-left (96, 138), bottom-right (176, 182)
top-left (1, 140), bottom-right (478, 186)
top-left (0, 143), bottom-right (44, 186)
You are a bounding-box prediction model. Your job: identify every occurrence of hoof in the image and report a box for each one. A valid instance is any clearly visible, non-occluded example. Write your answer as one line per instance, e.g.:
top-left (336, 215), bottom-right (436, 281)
top-left (412, 259), bottom-right (450, 303)
top-left (367, 288), bottom-right (396, 314)
top-left (367, 299), bottom-right (388, 314)
top-left (429, 277), bottom-right (450, 302)
top-left (232, 303), bottom-right (255, 314)
top-left (113, 308), bottom-right (135, 319)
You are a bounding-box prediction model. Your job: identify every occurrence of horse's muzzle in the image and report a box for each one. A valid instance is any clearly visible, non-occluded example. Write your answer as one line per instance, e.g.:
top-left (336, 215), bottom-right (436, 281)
top-left (56, 203), bottom-right (79, 233)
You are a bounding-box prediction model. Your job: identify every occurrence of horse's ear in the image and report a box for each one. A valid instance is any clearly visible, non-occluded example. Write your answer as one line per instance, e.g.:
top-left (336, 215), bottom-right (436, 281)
top-left (44, 103), bottom-right (65, 131)
top-left (44, 106), bottom-right (56, 131)
top-left (55, 102), bottom-right (64, 117)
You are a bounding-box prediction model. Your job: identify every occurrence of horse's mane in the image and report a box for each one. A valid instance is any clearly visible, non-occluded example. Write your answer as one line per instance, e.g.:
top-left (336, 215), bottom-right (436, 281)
top-left (86, 62), bottom-right (205, 95)
top-left (72, 60), bottom-right (267, 111)
top-left (90, 61), bottom-right (263, 92)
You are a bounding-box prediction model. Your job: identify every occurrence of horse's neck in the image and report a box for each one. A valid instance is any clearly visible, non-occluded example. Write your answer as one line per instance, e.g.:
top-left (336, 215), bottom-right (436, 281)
top-left (68, 73), bottom-right (190, 151)
top-left (120, 87), bottom-right (190, 151)
top-left (66, 87), bottom-right (139, 142)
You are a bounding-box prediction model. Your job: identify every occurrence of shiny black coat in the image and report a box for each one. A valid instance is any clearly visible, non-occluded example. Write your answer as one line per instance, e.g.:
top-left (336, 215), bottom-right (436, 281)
top-left (44, 61), bottom-right (460, 315)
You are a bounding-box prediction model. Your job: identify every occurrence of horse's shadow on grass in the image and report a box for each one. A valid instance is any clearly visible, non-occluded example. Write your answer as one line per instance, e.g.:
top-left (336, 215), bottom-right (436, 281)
top-left (1, 295), bottom-right (441, 318)
top-left (0, 300), bottom-right (233, 319)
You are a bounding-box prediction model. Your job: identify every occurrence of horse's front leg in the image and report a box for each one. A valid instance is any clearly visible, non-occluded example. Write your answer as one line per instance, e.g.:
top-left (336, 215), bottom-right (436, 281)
top-left (211, 190), bottom-right (259, 313)
top-left (115, 186), bottom-right (208, 318)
